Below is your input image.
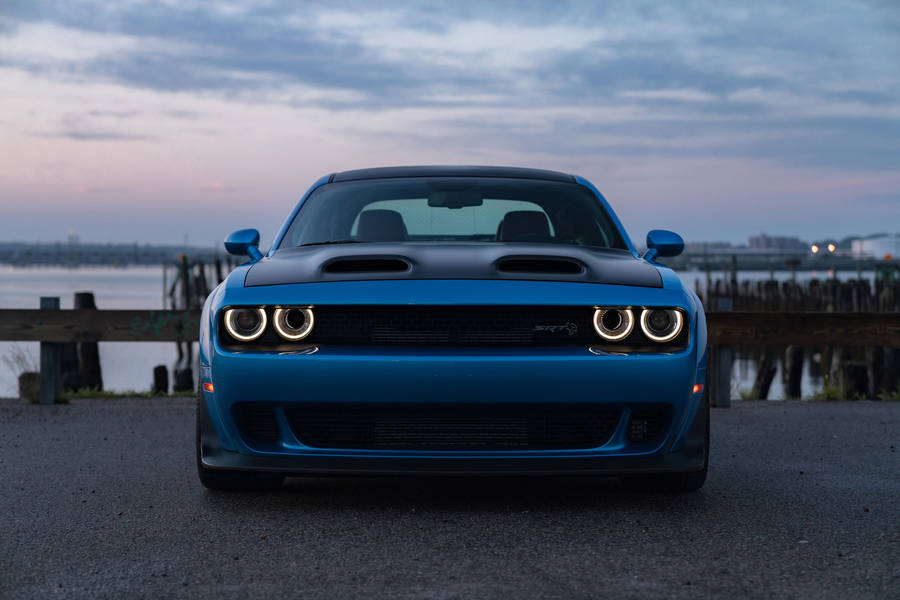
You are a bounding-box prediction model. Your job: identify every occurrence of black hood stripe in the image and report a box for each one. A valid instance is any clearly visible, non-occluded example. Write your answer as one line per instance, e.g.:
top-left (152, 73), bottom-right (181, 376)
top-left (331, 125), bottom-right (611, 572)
top-left (245, 243), bottom-right (662, 288)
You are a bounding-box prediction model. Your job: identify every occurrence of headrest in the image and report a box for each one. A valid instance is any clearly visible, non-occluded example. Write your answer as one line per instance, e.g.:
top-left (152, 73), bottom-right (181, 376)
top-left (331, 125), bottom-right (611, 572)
top-left (497, 210), bottom-right (551, 242)
top-left (357, 209), bottom-right (408, 242)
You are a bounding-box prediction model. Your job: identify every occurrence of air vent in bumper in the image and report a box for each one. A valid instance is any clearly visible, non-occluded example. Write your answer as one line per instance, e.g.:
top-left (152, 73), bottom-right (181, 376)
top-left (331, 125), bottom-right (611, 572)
top-left (287, 404), bottom-right (620, 450)
top-left (236, 405), bottom-right (280, 443)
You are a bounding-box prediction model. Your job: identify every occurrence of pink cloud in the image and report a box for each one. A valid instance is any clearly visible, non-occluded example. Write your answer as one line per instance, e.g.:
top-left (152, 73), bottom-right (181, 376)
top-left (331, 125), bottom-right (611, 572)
top-left (201, 181), bottom-right (233, 193)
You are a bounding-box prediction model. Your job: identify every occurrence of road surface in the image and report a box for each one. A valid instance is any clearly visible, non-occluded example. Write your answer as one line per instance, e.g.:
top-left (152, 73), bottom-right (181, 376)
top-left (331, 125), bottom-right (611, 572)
top-left (1, 397), bottom-right (897, 599)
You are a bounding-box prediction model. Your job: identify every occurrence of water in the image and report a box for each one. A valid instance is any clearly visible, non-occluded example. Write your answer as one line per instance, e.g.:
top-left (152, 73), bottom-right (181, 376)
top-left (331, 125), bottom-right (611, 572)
top-left (0, 266), bottom-right (873, 398)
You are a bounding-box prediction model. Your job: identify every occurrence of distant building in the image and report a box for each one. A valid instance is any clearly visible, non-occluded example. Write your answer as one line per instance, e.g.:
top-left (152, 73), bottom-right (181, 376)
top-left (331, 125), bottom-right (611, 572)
top-left (684, 241), bottom-right (733, 254)
top-left (747, 233), bottom-right (808, 252)
top-left (851, 234), bottom-right (900, 259)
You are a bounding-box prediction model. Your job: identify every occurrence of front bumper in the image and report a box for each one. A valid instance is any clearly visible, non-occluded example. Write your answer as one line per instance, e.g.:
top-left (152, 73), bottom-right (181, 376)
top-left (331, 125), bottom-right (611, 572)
top-left (200, 345), bottom-right (707, 476)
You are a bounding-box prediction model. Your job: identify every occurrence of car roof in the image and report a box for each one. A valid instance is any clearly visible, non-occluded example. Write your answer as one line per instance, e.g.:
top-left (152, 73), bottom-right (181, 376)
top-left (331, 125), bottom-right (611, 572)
top-left (330, 165), bottom-right (576, 183)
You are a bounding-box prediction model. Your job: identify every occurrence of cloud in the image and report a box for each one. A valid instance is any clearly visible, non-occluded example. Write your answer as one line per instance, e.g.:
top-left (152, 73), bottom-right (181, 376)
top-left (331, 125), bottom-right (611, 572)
top-left (25, 111), bottom-right (159, 141)
top-left (0, 0), bottom-right (898, 244)
top-left (41, 130), bottom-right (157, 141)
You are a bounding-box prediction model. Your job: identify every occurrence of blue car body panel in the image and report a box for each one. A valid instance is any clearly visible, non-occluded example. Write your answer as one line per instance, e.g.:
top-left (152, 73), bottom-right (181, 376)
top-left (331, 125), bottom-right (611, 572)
top-left (198, 167), bottom-right (708, 476)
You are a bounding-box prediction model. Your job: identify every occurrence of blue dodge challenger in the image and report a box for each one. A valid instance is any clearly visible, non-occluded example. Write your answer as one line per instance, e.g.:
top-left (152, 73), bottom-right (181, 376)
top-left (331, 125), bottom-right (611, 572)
top-left (197, 166), bottom-right (708, 491)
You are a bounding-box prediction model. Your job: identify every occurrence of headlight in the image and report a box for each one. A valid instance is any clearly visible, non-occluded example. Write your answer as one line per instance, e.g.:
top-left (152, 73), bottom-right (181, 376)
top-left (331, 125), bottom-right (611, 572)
top-left (640, 309), bottom-right (683, 342)
top-left (223, 307), bottom-right (267, 341)
top-left (592, 308), bottom-right (634, 341)
top-left (273, 307), bottom-right (314, 340)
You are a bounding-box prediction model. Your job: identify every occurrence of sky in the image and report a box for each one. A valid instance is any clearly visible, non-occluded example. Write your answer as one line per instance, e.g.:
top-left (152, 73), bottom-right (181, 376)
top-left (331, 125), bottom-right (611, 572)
top-left (1, 0), bottom-right (898, 247)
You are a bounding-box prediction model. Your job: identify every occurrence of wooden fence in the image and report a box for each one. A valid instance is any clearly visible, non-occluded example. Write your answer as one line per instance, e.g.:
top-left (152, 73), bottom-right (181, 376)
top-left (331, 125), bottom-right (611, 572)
top-left (3, 303), bottom-right (899, 406)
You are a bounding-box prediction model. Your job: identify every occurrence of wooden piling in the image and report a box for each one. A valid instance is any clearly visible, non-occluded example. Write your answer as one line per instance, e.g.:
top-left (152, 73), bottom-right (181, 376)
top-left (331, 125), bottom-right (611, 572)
top-left (173, 367), bottom-right (194, 393)
top-left (214, 258), bottom-right (224, 284)
top-left (841, 362), bottom-right (868, 399)
top-left (38, 297), bottom-right (61, 405)
top-left (18, 372), bottom-right (40, 403)
top-left (708, 297), bottom-right (734, 407)
top-left (152, 365), bottom-right (169, 395)
top-left (752, 348), bottom-right (777, 399)
top-left (865, 346), bottom-right (883, 400)
top-left (74, 292), bottom-right (103, 390)
top-left (59, 334), bottom-right (80, 392)
top-left (786, 346), bottom-right (804, 399)
top-left (181, 254), bottom-right (192, 305)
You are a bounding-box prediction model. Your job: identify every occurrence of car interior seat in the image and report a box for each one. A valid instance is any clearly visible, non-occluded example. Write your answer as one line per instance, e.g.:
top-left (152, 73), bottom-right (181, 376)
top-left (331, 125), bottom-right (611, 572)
top-left (496, 210), bottom-right (552, 242)
top-left (357, 209), bottom-right (409, 242)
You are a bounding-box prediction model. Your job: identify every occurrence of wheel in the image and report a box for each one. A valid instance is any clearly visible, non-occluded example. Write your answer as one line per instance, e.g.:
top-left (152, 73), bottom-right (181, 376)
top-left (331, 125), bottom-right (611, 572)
top-left (196, 395), bottom-right (284, 491)
top-left (625, 396), bottom-right (709, 493)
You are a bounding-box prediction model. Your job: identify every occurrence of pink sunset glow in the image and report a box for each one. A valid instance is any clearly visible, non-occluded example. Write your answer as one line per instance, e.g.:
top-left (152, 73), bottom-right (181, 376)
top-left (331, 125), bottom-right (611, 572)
top-left (1, 2), bottom-right (898, 246)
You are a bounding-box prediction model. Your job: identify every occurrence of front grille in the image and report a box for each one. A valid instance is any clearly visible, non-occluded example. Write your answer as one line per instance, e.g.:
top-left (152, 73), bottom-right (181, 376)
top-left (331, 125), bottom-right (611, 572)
top-left (287, 404), bottom-right (620, 450)
top-left (237, 405), bottom-right (280, 443)
top-left (311, 306), bottom-right (595, 346)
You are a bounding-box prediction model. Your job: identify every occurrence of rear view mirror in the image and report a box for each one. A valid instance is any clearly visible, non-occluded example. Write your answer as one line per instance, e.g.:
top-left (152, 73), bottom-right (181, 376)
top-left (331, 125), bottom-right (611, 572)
top-left (427, 190), bottom-right (483, 209)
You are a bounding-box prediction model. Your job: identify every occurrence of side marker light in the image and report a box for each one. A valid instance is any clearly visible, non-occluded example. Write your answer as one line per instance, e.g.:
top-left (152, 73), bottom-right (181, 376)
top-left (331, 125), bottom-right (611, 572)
top-left (692, 384), bottom-right (703, 394)
top-left (203, 382), bottom-right (215, 393)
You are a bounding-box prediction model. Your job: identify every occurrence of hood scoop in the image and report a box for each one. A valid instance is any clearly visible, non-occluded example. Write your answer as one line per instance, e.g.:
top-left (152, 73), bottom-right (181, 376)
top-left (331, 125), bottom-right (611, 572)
top-left (496, 257), bottom-right (585, 275)
top-left (323, 257), bottom-right (411, 274)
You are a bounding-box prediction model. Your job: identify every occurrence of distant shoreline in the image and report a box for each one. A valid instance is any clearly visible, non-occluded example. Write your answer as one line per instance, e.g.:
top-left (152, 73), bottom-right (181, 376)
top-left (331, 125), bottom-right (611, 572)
top-left (0, 241), bottom-right (219, 267)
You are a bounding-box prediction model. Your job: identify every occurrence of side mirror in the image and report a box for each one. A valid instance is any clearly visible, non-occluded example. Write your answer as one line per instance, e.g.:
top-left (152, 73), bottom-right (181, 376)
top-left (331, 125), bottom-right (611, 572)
top-left (224, 228), bottom-right (263, 261)
top-left (644, 229), bottom-right (684, 261)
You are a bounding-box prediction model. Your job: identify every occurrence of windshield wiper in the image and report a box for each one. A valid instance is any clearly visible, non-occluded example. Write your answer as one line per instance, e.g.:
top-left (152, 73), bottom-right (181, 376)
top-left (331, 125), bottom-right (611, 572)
top-left (299, 240), bottom-right (362, 247)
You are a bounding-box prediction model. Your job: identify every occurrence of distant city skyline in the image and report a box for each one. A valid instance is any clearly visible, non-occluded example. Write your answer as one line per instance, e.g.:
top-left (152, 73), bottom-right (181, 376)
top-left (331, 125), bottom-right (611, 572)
top-left (2, 1), bottom-right (898, 246)
top-left (1, 229), bottom-right (894, 250)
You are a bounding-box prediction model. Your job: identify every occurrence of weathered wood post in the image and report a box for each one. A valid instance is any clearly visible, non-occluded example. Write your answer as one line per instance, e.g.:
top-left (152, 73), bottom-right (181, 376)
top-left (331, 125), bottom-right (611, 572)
top-left (866, 346), bottom-right (884, 400)
top-left (180, 253), bottom-right (191, 310)
top-left (152, 365), bottom-right (169, 395)
top-left (173, 253), bottom-right (195, 392)
top-left (729, 255), bottom-right (738, 304)
top-left (59, 332), bottom-right (79, 391)
top-left (708, 297), bottom-right (734, 407)
top-left (786, 345), bottom-right (804, 399)
top-left (752, 347), bottom-right (777, 399)
top-left (39, 297), bottom-right (61, 405)
top-left (74, 292), bottom-right (102, 390)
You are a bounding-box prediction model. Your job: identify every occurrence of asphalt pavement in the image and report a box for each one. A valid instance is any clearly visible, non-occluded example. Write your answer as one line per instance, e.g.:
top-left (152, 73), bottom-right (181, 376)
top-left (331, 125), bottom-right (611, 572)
top-left (1, 397), bottom-right (897, 599)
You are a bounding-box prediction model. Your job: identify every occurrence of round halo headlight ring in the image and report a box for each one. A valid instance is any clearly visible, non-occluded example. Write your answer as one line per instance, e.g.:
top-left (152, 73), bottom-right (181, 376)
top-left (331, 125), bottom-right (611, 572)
top-left (640, 308), bottom-right (684, 343)
top-left (273, 307), bottom-right (315, 341)
top-left (592, 308), bottom-right (635, 341)
top-left (224, 307), bottom-right (267, 342)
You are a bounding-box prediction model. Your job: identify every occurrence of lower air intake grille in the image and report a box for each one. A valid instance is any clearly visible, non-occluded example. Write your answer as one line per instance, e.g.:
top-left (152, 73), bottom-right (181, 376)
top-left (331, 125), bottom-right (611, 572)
top-left (628, 408), bottom-right (668, 443)
top-left (287, 404), bottom-right (619, 450)
top-left (237, 405), bottom-right (280, 443)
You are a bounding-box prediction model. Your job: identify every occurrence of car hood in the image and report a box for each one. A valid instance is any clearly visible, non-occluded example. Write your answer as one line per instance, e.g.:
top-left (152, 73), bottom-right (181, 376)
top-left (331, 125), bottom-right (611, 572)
top-left (244, 243), bottom-right (662, 288)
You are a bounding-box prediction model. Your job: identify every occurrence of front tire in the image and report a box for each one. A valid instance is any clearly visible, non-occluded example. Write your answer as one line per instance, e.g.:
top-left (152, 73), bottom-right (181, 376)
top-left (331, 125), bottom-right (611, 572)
top-left (196, 394), bottom-right (284, 491)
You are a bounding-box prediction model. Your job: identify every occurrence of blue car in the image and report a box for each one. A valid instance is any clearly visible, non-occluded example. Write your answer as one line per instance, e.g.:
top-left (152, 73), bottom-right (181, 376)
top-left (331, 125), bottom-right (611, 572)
top-left (197, 166), bottom-right (708, 492)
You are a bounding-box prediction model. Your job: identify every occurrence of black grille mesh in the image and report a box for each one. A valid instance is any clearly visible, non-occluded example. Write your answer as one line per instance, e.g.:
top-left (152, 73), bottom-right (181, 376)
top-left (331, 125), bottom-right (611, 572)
top-left (628, 407), bottom-right (668, 443)
top-left (311, 306), bottom-right (595, 346)
top-left (287, 404), bottom-right (620, 450)
top-left (237, 405), bottom-right (280, 443)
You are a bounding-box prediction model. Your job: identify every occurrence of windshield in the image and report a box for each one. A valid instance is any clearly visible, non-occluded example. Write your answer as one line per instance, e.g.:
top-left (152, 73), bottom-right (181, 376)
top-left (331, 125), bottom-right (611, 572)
top-left (279, 177), bottom-right (627, 250)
